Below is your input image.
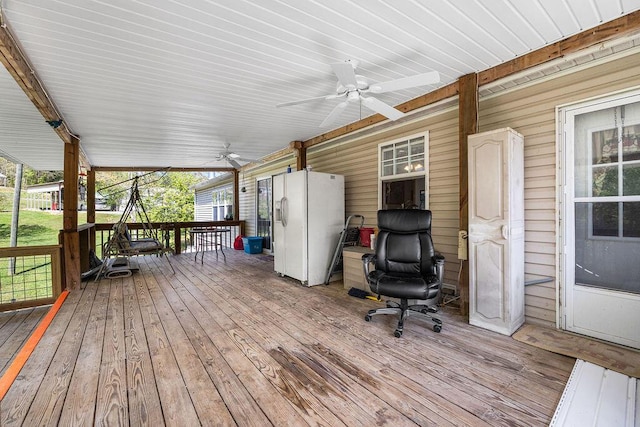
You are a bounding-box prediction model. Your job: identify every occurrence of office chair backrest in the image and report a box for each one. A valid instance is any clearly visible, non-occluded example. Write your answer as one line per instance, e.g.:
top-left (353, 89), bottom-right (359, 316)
top-left (375, 209), bottom-right (436, 277)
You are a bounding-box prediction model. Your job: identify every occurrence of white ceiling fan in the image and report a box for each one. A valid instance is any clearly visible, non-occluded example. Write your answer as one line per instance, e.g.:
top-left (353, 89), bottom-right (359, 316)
top-left (214, 143), bottom-right (260, 169)
top-left (277, 59), bottom-right (440, 127)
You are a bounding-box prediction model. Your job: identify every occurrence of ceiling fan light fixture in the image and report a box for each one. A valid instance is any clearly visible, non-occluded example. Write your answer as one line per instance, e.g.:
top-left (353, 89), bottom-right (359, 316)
top-left (347, 91), bottom-right (360, 102)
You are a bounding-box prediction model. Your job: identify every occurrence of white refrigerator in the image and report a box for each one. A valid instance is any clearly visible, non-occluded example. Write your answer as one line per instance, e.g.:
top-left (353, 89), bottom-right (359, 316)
top-left (273, 170), bottom-right (345, 286)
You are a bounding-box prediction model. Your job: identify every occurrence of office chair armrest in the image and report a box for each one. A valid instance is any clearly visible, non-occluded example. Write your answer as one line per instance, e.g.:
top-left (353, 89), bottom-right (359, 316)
top-left (362, 253), bottom-right (376, 277)
top-left (433, 253), bottom-right (445, 284)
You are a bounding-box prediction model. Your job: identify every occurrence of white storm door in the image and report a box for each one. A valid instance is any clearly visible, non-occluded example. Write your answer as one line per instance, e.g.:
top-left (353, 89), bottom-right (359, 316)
top-left (561, 91), bottom-right (640, 349)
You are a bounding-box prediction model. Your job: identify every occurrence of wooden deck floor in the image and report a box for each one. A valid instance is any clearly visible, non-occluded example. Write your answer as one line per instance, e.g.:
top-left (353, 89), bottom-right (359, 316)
top-left (0, 305), bottom-right (48, 379)
top-left (0, 250), bottom-right (575, 426)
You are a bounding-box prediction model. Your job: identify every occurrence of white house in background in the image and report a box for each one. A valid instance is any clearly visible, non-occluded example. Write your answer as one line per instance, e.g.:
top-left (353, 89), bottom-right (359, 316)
top-left (193, 172), bottom-right (234, 221)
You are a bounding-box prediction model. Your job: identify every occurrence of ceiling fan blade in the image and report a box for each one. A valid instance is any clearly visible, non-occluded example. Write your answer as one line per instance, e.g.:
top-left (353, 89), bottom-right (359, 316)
top-left (369, 71), bottom-right (440, 94)
top-left (227, 158), bottom-right (242, 169)
top-left (276, 94), bottom-right (336, 108)
top-left (331, 61), bottom-right (358, 89)
top-left (235, 157), bottom-right (262, 164)
top-left (361, 96), bottom-right (405, 121)
top-left (320, 100), bottom-right (349, 128)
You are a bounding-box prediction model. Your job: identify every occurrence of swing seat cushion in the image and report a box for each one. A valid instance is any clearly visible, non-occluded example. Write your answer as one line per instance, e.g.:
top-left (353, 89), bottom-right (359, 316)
top-left (112, 223), bottom-right (164, 253)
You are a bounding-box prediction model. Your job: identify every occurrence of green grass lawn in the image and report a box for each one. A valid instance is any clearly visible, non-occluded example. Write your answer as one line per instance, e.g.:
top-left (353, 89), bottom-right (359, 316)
top-left (0, 209), bottom-right (122, 305)
top-left (0, 210), bottom-right (122, 247)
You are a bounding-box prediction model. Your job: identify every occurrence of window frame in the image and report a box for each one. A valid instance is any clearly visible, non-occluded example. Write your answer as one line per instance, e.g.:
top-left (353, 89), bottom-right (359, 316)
top-left (377, 132), bottom-right (429, 210)
top-left (211, 185), bottom-right (233, 221)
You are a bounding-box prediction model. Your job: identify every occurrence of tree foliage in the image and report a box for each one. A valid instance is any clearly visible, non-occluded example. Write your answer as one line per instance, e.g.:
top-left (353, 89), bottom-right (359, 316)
top-left (0, 157), bottom-right (207, 222)
top-left (143, 172), bottom-right (204, 222)
top-left (0, 158), bottom-right (63, 187)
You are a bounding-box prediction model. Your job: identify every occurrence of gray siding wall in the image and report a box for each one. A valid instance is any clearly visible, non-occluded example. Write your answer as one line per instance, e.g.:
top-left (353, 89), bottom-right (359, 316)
top-left (194, 188), bottom-right (213, 221)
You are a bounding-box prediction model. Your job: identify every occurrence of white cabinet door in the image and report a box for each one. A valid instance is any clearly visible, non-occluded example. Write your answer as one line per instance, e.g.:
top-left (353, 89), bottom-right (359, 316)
top-left (468, 128), bottom-right (525, 336)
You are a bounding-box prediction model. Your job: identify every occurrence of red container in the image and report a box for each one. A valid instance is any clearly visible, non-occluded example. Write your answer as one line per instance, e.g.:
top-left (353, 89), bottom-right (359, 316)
top-left (359, 227), bottom-right (374, 247)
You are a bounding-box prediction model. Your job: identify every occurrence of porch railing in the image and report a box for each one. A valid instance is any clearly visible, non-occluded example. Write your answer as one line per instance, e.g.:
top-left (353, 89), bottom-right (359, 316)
top-left (94, 220), bottom-right (245, 258)
top-left (0, 245), bottom-right (63, 312)
top-left (0, 221), bottom-right (244, 312)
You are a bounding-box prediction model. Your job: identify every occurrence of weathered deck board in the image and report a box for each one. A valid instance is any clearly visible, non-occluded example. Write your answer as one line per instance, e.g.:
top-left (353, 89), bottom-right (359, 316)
top-left (58, 277), bottom-right (111, 425)
top-left (94, 278), bottom-right (128, 426)
top-left (0, 251), bottom-right (574, 426)
top-left (123, 272), bottom-right (164, 426)
top-left (21, 283), bottom-right (98, 426)
top-left (0, 285), bottom-right (83, 426)
top-left (0, 306), bottom-right (48, 377)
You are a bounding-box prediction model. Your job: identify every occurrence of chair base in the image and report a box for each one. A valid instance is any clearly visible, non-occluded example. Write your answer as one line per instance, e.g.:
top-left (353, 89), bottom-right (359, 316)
top-left (364, 298), bottom-right (442, 337)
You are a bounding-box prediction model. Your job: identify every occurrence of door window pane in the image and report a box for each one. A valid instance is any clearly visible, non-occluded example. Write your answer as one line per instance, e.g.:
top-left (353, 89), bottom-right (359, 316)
top-left (622, 125), bottom-right (640, 161)
top-left (592, 166), bottom-right (618, 197)
top-left (592, 128), bottom-right (618, 164)
top-left (623, 164), bottom-right (640, 195)
top-left (592, 202), bottom-right (618, 237)
top-left (623, 202), bottom-right (640, 238)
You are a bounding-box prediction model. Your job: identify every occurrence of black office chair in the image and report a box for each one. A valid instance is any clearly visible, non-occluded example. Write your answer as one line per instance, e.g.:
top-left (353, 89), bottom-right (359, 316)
top-left (362, 209), bottom-right (444, 337)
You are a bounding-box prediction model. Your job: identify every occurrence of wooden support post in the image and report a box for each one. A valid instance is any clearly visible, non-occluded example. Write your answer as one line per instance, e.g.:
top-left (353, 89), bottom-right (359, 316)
top-left (233, 169), bottom-right (240, 221)
top-left (458, 73), bottom-right (478, 317)
top-left (87, 169), bottom-right (96, 252)
top-left (63, 136), bottom-right (81, 290)
top-left (174, 225), bottom-right (182, 255)
top-left (291, 141), bottom-right (306, 171)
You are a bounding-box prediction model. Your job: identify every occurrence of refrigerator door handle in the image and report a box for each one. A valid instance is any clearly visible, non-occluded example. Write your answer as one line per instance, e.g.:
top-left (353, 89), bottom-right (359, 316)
top-left (281, 197), bottom-right (288, 227)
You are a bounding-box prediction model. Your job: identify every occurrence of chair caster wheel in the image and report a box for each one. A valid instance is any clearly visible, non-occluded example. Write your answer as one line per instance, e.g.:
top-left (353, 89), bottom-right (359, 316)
top-left (433, 324), bottom-right (442, 333)
top-left (364, 315), bottom-right (371, 322)
top-left (394, 330), bottom-right (402, 338)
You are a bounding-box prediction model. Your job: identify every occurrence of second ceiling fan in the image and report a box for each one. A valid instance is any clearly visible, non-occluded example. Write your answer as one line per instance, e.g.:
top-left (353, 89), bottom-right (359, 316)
top-left (277, 59), bottom-right (440, 127)
top-left (215, 143), bottom-right (260, 169)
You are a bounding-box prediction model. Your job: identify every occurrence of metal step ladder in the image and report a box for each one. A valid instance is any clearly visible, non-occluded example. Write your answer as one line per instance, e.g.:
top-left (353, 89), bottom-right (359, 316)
top-left (325, 214), bottom-right (365, 284)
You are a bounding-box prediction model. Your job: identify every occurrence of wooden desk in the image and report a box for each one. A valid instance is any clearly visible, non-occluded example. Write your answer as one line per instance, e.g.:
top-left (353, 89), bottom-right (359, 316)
top-left (342, 246), bottom-right (374, 292)
top-left (190, 227), bottom-right (231, 263)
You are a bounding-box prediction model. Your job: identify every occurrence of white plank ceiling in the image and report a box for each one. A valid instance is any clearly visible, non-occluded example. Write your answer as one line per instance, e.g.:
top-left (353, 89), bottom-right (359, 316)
top-left (1, 0), bottom-right (640, 170)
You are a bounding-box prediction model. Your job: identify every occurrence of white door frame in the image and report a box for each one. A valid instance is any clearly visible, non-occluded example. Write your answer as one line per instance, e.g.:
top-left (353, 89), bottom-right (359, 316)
top-left (256, 175), bottom-right (273, 253)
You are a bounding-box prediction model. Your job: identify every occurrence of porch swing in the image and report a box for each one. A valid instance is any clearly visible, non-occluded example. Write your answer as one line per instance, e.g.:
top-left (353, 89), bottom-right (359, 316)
top-left (96, 175), bottom-right (174, 280)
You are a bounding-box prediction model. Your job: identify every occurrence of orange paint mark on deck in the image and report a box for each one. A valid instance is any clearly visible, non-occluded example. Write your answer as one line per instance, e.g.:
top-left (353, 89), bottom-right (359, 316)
top-left (0, 290), bottom-right (70, 401)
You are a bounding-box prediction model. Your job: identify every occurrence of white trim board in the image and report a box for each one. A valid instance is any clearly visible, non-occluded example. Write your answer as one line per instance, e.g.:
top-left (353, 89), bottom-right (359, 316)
top-left (550, 359), bottom-right (638, 426)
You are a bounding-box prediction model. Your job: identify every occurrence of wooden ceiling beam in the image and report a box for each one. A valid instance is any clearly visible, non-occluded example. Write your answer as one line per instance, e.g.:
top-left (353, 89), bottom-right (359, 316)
top-left (91, 166), bottom-right (236, 173)
top-left (0, 18), bottom-right (72, 145)
top-left (304, 82), bottom-right (459, 148)
top-left (479, 10), bottom-right (640, 86)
